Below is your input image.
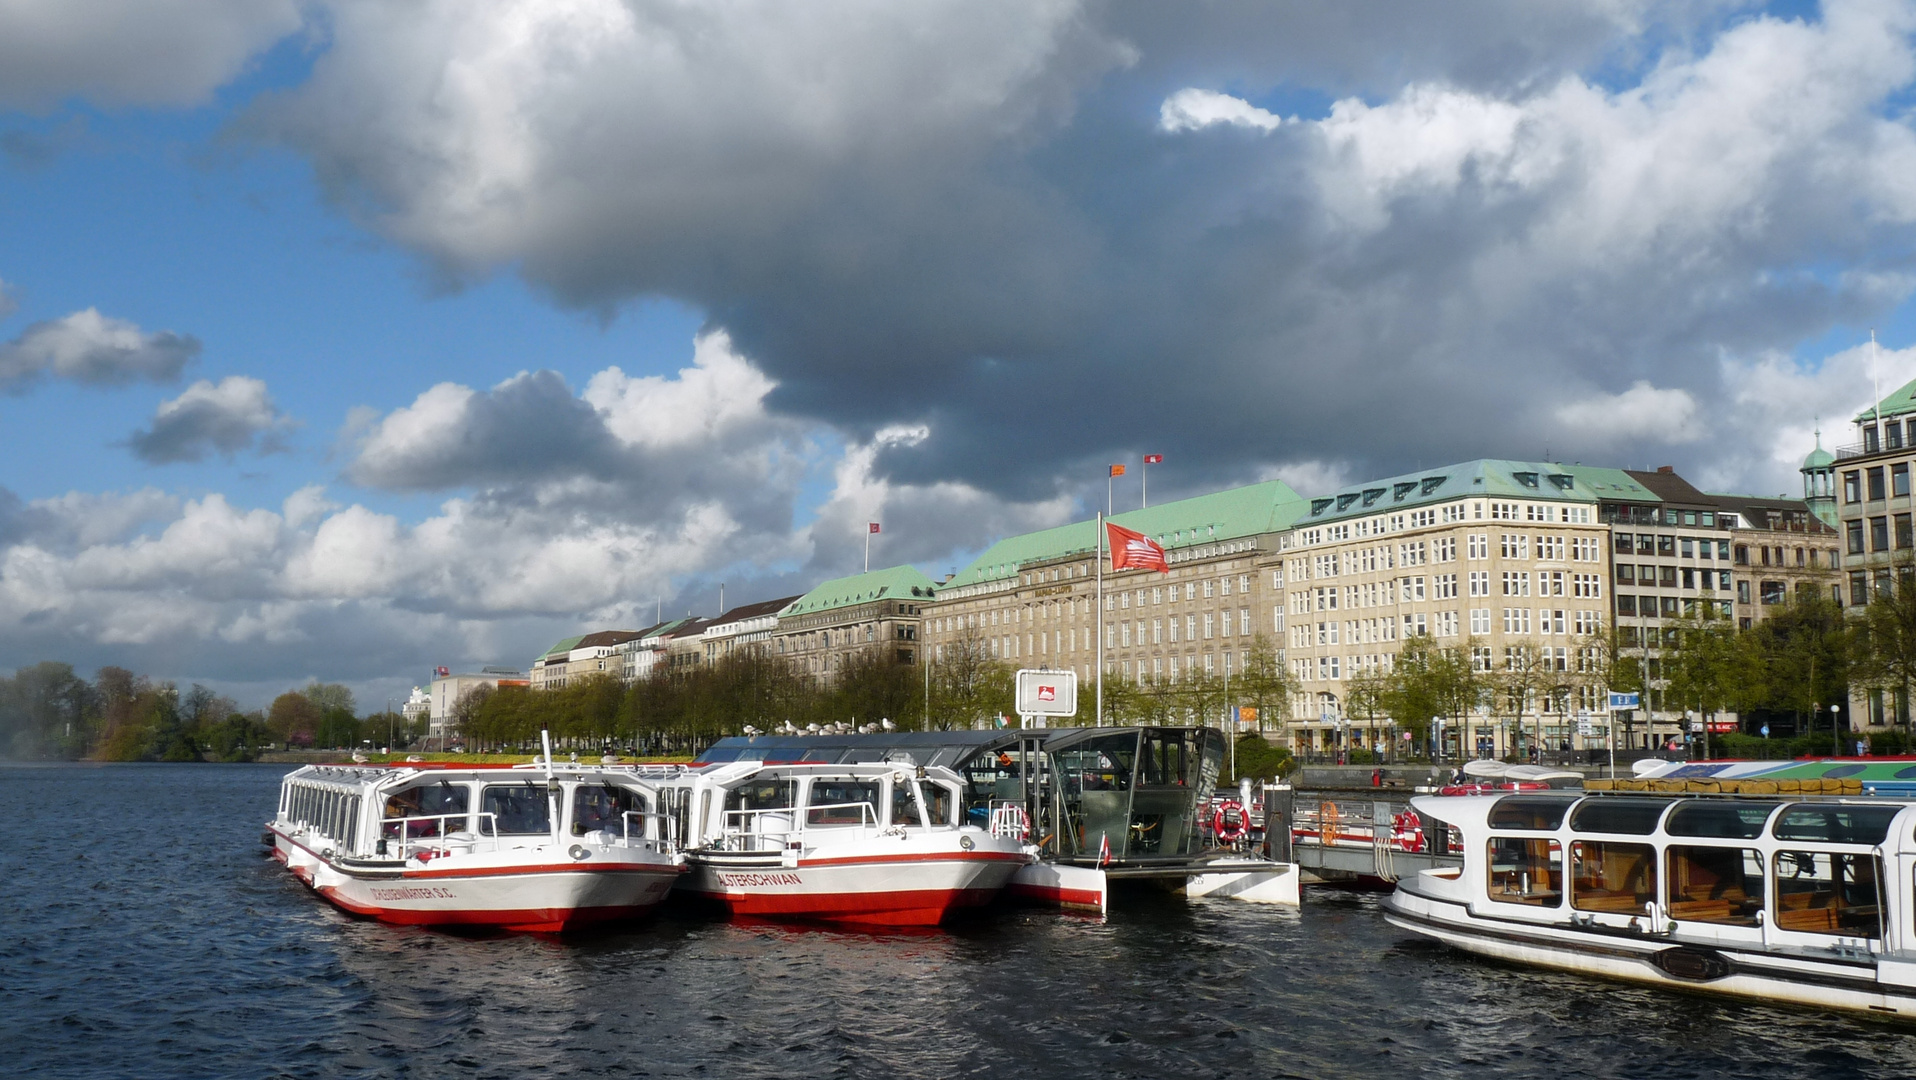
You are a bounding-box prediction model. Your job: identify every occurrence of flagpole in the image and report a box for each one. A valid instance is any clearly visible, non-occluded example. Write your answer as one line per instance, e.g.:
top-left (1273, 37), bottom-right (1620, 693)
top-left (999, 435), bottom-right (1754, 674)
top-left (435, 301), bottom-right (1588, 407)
top-left (1106, 471), bottom-right (1113, 517)
top-left (1096, 511), bottom-right (1105, 726)
top-left (864, 525), bottom-right (871, 573)
top-left (1141, 455), bottom-right (1147, 510)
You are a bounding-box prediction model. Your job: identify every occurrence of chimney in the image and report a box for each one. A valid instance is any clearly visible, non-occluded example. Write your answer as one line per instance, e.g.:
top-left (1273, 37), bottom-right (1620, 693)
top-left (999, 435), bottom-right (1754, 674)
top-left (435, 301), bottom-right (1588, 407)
top-left (1656, 465), bottom-right (1674, 474)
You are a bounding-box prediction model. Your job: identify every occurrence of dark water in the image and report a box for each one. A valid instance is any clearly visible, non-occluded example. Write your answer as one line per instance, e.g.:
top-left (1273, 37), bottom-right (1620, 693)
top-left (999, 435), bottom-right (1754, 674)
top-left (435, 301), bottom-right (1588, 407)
top-left (4, 764), bottom-right (1913, 1080)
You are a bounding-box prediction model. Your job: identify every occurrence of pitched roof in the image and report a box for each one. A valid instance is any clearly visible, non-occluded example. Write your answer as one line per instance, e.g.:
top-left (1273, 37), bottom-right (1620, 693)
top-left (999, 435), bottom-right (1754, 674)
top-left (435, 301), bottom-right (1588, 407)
top-left (538, 635), bottom-right (585, 660)
top-left (1856, 375), bottom-right (1916, 422)
top-left (1622, 468), bottom-right (1711, 505)
top-left (1299, 460), bottom-right (1649, 526)
top-left (707, 595), bottom-right (804, 631)
top-left (779, 565), bottom-right (938, 618)
top-left (575, 629), bottom-right (643, 650)
top-left (942, 479), bottom-right (1305, 589)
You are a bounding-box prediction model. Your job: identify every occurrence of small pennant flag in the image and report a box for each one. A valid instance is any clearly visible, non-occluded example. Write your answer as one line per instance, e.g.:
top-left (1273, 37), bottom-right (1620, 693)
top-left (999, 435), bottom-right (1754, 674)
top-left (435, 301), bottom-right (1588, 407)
top-left (1098, 831), bottom-right (1112, 867)
top-left (1107, 522), bottom-right (1170, 573)
top-left (868, 522), bottom-right (881, 534)
top-left (1108, 463), bottom-right (1126, 477)
top-left (1143, 454), bottom-right (1163, 464)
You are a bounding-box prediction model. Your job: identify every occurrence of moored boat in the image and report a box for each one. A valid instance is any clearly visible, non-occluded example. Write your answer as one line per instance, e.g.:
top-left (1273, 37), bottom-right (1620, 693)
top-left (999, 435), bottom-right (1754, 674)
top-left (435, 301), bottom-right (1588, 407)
top-left (266, 756), bottom-right (684, 932)
top-left (664, 760), bottom-right (1033, 926)
top-left (1382, 787), bottom-right (1916, 1016)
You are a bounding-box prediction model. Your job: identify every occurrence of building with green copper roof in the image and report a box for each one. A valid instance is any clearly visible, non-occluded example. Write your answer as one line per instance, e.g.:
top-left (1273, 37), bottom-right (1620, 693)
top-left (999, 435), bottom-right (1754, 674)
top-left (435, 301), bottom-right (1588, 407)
top-left (1294, 459), bottom-right (1650, 528)
top-left (1854, 375), bottom-right (1916, 423)
top-left (942, 478), bottom-right (1306, 592)
top-left (772, 565), bottom-right (938, 683)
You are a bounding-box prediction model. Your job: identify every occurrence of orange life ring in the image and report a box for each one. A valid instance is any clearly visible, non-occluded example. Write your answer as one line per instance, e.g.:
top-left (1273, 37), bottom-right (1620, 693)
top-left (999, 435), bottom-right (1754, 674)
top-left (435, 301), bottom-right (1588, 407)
top-left (1212, 800), bottom-right (1248, 843)
top-left (1320, 800), bottom-right (1341, 845)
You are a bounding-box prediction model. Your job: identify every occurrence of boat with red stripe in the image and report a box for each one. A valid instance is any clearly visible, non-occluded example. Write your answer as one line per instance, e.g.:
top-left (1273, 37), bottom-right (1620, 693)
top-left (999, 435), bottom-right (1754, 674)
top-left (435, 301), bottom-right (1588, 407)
top-left (265, 738), bottom-right (684, 932)
top-left (666, 760), bottom-right (1034, 926)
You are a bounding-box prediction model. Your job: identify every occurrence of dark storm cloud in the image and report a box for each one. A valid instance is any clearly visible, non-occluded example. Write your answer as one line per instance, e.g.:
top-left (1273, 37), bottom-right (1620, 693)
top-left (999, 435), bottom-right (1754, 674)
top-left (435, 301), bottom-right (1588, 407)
top-left (241, 1), bottom-right (1916, 502)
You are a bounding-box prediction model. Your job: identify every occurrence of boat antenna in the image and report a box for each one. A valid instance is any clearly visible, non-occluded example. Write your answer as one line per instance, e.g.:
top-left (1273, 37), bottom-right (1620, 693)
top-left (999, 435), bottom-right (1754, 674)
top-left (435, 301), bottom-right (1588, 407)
top-left (540, 728), bottom-right (561, 848)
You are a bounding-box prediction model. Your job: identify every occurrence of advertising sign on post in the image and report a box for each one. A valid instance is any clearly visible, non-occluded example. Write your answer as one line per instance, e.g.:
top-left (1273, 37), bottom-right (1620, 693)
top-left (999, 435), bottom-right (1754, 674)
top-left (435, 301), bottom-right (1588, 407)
top-left (1608, 692), bottom-right (1640, 710)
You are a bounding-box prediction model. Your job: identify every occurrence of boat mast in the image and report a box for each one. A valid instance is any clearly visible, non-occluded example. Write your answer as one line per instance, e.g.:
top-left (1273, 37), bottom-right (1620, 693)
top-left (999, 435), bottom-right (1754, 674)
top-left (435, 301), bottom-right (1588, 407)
top-left (1096, 511), bottom-right (1105, 726)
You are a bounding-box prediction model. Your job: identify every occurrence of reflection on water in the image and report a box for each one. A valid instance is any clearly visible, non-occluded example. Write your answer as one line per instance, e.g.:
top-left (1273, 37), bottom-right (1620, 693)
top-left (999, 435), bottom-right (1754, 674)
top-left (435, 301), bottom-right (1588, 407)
top-left (4, 763), bottom-right (1914, 1079)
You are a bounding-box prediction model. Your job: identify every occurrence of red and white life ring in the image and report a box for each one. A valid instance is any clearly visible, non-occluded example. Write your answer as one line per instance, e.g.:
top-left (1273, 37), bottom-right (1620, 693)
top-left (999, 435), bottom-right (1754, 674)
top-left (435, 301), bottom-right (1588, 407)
top-left (1392, 809), bottom-right (1425, 853)
top-left (1010, 804), bottom-right (1031, 840)
top-left (1212, 800), bottom-right (1248, 843)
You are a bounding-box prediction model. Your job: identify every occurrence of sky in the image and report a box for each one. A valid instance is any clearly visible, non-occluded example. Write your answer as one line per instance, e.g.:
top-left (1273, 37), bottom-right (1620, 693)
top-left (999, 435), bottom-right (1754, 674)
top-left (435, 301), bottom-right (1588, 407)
top-left (6, 0), bottom-right (1916, 711)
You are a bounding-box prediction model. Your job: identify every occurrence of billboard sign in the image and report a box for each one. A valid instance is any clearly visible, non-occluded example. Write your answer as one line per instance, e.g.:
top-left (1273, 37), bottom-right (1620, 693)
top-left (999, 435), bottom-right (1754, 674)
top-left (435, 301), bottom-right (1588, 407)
top-left (1015, 669), bottom-right (1079, 717)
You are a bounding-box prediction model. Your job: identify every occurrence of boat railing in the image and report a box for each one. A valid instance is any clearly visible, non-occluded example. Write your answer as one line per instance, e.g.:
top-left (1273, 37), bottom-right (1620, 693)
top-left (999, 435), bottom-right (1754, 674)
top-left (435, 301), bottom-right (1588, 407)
top-left (617, 809), bottom-right (680, 853)
top-left (382, 812), bottom-right (500, 859)
top-left (987, 801), bottom-right (1029, 840)
top-left (718, 802), bottom-right (880, 850)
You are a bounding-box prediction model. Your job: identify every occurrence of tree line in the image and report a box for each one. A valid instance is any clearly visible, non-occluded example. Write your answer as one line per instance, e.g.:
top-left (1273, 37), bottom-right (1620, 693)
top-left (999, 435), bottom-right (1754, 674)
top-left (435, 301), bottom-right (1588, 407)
top-left (0, 664), bottom-right (419, 762)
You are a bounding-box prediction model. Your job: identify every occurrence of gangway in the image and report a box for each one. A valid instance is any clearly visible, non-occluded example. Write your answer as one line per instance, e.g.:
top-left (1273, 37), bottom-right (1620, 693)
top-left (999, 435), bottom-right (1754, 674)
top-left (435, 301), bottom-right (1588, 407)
top-left (1277, 790), bottom-right (1463, 884)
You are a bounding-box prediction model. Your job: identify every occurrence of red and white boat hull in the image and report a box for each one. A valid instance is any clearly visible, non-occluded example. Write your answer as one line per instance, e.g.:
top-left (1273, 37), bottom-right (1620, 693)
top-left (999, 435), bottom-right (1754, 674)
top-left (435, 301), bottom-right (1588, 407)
top-left (680, 846), bottom-right (1028, 926)
top-left (270, 825), bottom-right (681, 933)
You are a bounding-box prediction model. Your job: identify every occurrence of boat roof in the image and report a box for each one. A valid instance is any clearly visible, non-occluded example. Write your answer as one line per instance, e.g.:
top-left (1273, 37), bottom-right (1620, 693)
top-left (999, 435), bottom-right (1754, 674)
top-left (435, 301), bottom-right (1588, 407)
top-left (698, 726), bottom-right (1225, 769)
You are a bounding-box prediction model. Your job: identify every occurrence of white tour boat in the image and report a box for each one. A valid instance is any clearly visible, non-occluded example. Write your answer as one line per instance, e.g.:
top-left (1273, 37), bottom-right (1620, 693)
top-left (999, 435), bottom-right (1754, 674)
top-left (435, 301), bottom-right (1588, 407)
top-left (664, 760), bottom-right (1034, 926)
top-left (1383, 788), bottom-right (1916, 1016)
top-left (267, 752), bottom-right (684, 933)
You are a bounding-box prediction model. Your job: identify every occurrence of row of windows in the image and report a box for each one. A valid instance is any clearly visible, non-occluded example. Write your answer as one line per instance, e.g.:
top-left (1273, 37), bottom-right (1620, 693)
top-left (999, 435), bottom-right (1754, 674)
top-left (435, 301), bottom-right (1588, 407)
top-left (1106, 608), bottom-right (1257, 647)
top-left (1848, 514), bottom-right (1916, 555)
top-left (1842, 463), bottom-right (1912, 503)
top-left (1613, 533), bottom-right (1734, 560)
top-left (1617, 565), bottom-right (1732, 591)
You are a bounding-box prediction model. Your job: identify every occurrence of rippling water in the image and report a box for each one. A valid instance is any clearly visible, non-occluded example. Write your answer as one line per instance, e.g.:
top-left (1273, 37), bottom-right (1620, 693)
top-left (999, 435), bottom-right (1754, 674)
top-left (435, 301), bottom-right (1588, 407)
top-left (4, 763), bottom-right (1914, 1079)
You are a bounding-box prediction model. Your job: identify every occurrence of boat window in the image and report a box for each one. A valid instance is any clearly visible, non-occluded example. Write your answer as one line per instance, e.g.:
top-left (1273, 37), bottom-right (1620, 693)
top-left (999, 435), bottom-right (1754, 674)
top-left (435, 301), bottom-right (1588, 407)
top-left (805, 779), bottom-right (879, 826)
top-left (1569, 798), bottom-right (1672, 835)
top-left (1773, 851), bottom-right (1882, 937)
top-left (481, 783), bottom-right (552, 835)
top-left (1771, 804), bottom-right (1901, 845)
top-left (1571, 841), bottom-right (1657, 914)
top-left (726, 779), bottom-right (797, 814)
top-left (1486, 838), bottom-right (1561, 906)
top-left (573, 784), bottom-right (647, 837)
top-left (1488, 796), bottom-right (1577, 830)
top-left (890, 780), bottom-right (922, 827)
top-left (384, 783), bottom-right (469, 838)
top-left (1666, 846), bottom-right (1765, 926)
top-left (1665, 801), bottom-right (1778, 839)
top-left (921, 782), bottom-right (955, 827)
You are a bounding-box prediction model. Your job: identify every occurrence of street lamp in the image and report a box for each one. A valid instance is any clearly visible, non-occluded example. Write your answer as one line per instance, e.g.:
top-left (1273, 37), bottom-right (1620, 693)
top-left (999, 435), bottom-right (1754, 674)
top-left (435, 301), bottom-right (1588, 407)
top-left (1831, 702), bottom-right (1843, 756)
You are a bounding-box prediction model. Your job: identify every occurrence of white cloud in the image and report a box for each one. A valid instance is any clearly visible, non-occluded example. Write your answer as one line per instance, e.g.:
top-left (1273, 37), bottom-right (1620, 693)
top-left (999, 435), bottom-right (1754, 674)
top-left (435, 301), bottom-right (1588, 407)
top-left (1554, 380), bottom-right (1702, 443)
top-left (584, 331), bottom-right (774, 449)
top-left (1157, 89), bottom-right (1283, 133)
top-left (127, 375), bottom-right (293, 463)
top-left (0, 0), bottom-right (304, 109)
top-left (0, 308), bottom-right (198, 392)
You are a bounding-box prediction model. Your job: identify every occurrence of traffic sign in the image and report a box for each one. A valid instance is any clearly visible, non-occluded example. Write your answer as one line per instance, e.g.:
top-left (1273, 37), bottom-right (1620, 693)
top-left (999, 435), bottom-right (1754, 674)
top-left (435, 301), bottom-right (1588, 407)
top-left (1608, 692), bottom-right (1640, 710)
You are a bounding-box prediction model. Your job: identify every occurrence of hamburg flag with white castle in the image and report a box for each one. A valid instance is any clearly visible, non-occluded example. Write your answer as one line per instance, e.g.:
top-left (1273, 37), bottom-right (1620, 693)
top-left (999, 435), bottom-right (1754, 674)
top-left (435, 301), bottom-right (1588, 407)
top-left (1106, 522), bottom-right (1169, 573)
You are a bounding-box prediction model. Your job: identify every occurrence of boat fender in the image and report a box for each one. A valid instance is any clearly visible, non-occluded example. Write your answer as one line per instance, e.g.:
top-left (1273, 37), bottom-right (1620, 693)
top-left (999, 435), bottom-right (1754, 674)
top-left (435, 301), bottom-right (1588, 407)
top-left (1649, 946), bottom-right (1735, 982)
top-left (1212, 801), bottom-right (1248, 843)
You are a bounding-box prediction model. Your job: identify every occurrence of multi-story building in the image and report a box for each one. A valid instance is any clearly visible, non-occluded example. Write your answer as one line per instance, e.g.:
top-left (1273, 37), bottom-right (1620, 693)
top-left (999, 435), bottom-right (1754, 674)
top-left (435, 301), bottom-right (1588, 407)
top-left (771, 566), bottom-right (937, 681)
top-left (703, 596), bottom-right (803, 664)
top-left (923, 479), bottom-right (1305, 699)
top-left (530, 629), bottom-right (644, 690)
top-left (1833, 378), bottom-right (1916, 732)
top-left (1280, 460), bottom-right (1617, 758)
top-left (429, 667), bottom-right (528, 744)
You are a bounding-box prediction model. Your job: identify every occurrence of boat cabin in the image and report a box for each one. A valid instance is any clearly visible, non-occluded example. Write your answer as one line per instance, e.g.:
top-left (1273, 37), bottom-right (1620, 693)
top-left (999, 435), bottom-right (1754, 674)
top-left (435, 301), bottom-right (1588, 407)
top-left (673, 762), bottom-right (969, 852)
top-left (276, 765), bottom-right (673, 860)
top-left (1432, 792), bottom-right (1908, 949)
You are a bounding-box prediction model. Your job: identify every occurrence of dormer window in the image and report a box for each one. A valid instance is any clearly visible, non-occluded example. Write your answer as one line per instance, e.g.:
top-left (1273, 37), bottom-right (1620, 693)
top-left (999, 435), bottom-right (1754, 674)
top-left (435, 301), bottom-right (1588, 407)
top-left (1336, 493), bottom-right (1360, 511)
top-left (1362, 487), bottom-right (1385, 507)
top-left (1420, 476), bottom-right (1446, 495)
top-left (1311, 498), bottom-right (1334, 515)
top-left (1392, 481), bottom-right (1417, 500)
top-left (1547, 473), bottom-right (1575, 490)
top-left (1513, 471), bottom-right (1540, 488)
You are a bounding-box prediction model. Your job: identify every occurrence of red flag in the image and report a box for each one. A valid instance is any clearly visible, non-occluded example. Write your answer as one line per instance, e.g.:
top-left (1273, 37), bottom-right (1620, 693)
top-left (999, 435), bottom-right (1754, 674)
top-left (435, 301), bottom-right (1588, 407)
top-left (1098, 831), bottom-right (1112, 867)
top-left (1108, 464), bottom-right (1125, 477)
top-left (1107, 522), bottom-right (1169, 573)
top-left (1143, 454), bottom-right (1163, 464)
top-left (435, 666), bottom-right (450, 678)
top-left (868, 522), bottom-right (881, 534)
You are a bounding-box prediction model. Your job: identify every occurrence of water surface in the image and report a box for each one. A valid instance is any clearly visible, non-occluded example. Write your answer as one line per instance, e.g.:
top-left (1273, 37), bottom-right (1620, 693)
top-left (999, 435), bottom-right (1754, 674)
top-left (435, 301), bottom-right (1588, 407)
top-left (2, 763), bottom-right (1910, 1079)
